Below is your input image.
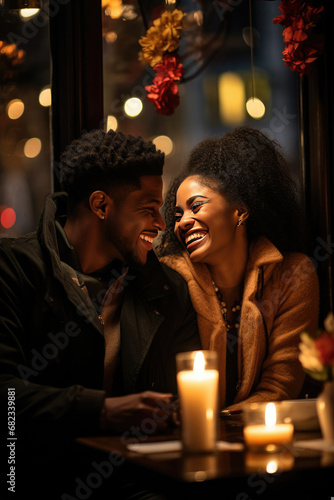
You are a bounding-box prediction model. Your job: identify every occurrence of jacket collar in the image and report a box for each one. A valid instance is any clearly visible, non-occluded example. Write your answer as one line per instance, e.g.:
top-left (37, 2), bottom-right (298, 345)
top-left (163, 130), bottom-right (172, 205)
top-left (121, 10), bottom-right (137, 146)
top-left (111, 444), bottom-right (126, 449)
top-left (38, 193), bottom-right (170, 302)
top-left (247, 236), bottom-right (283, 269)
top-left (161, 236), bottom-right (283, 296)
top-left (37, 192), bottom-right (69, 281)
top-left (128, 251), bottom-right (172, 302)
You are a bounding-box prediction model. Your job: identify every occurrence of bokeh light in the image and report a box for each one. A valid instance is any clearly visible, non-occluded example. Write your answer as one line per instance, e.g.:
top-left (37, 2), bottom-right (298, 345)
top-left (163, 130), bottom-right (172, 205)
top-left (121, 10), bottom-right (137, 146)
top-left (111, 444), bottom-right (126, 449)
top-left (153, 135), bottom-right (174, 156)
top-left (105, 32), bottom-right (118, 43)
top-left (219, 72), bottom-right (245, 125)
top-left (7, 99), bottom-right (24, 120)
top-left (24, 138), bottom-right (42, 158)
top-left (39, 88), bottom-right (52, 107)
top-left (124, 97), bottom-right (143, 118)
top-left (20, 9), bottom-right (40, 19)
top-left (246, 97), bottom-right (266, 119)
top-left (1, 207), bottom-right (16, 229)
top-left (107, 115), bottom-right (118, 131)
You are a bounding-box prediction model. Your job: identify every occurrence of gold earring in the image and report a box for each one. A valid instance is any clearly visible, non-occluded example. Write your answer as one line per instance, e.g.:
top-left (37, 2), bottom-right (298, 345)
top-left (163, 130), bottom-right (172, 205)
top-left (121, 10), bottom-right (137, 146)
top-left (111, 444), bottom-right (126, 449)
top-left (101, 214), bottom-right (105, 220)
top-left (237, 218), bottom-right (242, 226)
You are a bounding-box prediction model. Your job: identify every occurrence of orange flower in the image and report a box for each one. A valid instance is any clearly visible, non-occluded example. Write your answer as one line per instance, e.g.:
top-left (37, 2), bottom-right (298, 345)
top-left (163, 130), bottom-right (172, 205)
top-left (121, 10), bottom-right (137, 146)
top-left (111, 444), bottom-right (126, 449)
top-left (0, 40), bottom-right (25, 80)
top-left (139, 9), bottom-right (185, 67)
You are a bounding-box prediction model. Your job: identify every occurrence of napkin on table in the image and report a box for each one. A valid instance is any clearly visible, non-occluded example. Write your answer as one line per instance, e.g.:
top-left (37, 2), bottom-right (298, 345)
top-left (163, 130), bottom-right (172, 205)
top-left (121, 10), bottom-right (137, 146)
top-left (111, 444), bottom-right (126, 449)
top-left (126, 440), bottom-right (243, 454)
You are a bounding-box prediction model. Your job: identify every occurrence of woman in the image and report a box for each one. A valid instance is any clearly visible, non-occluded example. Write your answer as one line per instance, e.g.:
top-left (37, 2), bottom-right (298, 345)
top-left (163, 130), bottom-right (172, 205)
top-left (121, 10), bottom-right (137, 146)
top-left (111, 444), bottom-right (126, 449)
top-left (157, 127), bottom-right (319, 410)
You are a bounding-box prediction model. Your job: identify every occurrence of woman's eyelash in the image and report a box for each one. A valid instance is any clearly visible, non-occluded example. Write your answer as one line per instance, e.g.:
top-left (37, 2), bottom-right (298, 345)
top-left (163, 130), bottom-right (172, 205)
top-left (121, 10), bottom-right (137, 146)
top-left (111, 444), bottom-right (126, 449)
top-left (191, 201), bottom-right (205, 211)
top-left (174, 201), bottom-right (207, 221)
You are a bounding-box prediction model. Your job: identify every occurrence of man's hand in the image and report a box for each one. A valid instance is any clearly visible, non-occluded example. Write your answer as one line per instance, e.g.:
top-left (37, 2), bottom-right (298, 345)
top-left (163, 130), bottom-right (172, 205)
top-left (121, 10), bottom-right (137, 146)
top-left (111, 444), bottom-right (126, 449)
top-left (99, 391), bottom-right (173, 433)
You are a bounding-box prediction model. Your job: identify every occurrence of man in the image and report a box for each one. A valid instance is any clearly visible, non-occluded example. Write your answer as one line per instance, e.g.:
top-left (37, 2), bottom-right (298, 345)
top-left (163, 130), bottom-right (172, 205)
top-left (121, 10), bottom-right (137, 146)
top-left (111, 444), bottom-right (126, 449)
top-left (0, 129), bottom-right (201, 499)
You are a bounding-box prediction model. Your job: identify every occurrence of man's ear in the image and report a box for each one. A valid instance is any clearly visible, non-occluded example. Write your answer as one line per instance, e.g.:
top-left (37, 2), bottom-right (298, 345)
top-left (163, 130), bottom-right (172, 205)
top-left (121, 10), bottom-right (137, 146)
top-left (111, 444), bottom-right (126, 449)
top-left (89, 191), bottom-right (114, 220)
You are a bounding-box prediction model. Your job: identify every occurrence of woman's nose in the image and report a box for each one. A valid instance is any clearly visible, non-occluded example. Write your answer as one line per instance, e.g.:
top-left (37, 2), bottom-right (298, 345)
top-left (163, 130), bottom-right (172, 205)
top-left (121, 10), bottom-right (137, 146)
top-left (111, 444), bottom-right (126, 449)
top-left (178, 214), bottom-right (194, 231)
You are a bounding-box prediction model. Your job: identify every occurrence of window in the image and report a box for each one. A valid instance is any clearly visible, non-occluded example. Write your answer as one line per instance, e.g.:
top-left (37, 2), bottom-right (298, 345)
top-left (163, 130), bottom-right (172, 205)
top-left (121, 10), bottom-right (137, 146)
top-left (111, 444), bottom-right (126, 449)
top-left (0, 4), bottom-right (51, 236)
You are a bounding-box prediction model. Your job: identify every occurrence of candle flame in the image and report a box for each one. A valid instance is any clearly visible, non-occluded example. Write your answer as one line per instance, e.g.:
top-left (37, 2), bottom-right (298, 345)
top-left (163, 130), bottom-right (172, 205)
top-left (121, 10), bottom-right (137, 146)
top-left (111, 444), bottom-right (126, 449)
top-left (193, 351), bottom-right (205, 373)
top-left (265, 403), bottom-right (276, 427)
top-left (266, 460), bottom-right (278, 474)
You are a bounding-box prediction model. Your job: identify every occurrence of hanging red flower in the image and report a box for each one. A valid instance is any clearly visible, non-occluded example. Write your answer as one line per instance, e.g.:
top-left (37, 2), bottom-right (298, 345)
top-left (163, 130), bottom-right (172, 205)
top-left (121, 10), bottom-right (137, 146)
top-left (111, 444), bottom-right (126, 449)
top-left (145, 54), bottom-right (184, 116)
top-left (139, 8), bottom-right (185, 116)
top-left (273, 0), bottom-right (324, 76)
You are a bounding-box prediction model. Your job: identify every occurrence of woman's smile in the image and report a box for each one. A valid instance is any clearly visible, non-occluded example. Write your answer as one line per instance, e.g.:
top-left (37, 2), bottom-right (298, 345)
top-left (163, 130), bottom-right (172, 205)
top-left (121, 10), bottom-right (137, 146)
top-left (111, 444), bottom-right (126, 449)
top-left (184, 230), bottom-right (208, 250)
top-left (174, 176), bottom-right (241, 264)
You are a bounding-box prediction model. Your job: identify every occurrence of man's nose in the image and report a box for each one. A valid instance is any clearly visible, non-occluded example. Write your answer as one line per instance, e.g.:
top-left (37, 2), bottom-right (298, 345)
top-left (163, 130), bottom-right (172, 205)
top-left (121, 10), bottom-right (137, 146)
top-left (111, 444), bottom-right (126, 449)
top-left (154, 211), bottom-right (166, 231)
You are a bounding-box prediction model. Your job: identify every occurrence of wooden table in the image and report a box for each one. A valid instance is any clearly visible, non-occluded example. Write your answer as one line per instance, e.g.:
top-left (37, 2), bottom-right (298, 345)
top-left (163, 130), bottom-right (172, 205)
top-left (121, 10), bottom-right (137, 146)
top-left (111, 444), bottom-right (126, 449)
top-left (76, 416), bottom-right (334, 499)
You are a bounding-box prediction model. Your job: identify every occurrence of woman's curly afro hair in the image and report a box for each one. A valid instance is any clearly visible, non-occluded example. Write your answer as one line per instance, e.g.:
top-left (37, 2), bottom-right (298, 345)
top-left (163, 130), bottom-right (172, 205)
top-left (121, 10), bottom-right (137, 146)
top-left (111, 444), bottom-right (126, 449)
top-left (157, 127), bottom-right (307, 256)
top-left (59, 129), bottom-right (164, 210)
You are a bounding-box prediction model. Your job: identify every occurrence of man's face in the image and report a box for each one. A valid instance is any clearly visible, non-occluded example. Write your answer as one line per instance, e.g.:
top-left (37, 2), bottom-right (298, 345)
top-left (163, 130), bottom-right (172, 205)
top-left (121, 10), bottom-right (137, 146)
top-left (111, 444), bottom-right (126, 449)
top-left (104, 175), bottom-right (166, 267)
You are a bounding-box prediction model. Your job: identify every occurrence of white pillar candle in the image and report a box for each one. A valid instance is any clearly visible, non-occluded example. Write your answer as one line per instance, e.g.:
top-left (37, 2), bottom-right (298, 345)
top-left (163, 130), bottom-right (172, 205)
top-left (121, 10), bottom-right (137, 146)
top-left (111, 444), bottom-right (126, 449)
top-left (177, 351), bottom-right (219, 453)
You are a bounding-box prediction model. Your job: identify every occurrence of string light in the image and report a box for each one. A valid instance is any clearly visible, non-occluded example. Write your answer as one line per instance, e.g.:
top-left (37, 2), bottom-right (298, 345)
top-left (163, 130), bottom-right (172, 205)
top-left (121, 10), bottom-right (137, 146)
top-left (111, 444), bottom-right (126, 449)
top-left (246, 97), bottom-right (265, 119)
top-left (249, 0), bottom-right (255, 101)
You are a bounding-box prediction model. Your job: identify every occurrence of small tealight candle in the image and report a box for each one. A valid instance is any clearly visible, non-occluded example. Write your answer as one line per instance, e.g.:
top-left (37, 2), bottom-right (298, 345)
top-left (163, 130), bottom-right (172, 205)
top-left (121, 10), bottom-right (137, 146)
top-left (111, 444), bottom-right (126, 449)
top-left (176, 350), bottom-right (219, 453)
top-left (243, 402), bottom-right (294, 452)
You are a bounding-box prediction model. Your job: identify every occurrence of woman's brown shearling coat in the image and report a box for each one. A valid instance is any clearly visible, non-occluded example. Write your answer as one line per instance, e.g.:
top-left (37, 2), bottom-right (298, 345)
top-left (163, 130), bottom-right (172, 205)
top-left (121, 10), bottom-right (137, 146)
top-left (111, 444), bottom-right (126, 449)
top-left (161, 237), bottom-right (319, 409)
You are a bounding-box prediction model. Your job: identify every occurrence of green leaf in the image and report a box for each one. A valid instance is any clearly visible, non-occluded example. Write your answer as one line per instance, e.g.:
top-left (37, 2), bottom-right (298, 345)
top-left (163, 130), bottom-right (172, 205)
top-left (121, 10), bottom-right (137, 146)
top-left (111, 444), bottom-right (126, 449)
top-left (304, 367), bottom-right (328, 381)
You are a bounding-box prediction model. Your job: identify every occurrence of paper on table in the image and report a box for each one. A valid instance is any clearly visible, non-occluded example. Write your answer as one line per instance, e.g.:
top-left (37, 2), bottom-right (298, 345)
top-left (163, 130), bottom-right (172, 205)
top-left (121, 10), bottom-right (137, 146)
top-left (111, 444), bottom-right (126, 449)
top-left (127, 440), bottom-right (182, 454)
top-left (216, 441), bottom-right (244, 451)
top-left (294, 439), bottom-right (334, 452)
top-left (126, 440), bottom-right (243, 454)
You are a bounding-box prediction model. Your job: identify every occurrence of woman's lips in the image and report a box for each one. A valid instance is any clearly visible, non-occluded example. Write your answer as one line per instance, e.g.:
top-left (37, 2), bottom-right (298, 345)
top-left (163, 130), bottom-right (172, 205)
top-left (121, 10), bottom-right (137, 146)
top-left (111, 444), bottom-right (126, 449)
top-left (185, 232), bottom-right (208, 252)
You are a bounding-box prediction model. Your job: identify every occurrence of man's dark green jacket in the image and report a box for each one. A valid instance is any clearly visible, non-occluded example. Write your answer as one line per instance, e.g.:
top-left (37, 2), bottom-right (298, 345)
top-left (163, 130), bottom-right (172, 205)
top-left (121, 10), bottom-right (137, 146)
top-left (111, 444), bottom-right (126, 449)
top-left (0, 193), bottom-right (201, 442)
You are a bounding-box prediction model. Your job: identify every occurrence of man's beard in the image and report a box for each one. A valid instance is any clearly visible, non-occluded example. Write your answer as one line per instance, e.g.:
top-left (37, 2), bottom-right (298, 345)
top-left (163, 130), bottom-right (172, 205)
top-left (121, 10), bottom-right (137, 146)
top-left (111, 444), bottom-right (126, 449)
top-left (111, 235), bottom-right (145, 270)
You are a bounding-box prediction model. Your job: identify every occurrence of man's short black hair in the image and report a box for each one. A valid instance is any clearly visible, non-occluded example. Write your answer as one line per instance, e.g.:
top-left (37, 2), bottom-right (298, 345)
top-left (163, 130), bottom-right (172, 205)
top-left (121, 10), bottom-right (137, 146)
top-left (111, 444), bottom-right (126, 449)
top-left (59, 129), bottom-right (164, 210)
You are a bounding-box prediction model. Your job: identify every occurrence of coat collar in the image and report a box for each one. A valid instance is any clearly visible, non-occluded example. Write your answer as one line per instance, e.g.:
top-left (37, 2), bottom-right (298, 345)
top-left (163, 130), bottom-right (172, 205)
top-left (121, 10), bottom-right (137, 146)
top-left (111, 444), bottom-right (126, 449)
top-left (128, 251), bottom-right (172, 302)
top-left (38, 193), bottom-right (171, 303)
top-left (161, 237), bottom-right (283, 295)
top-left (37, 192), bottom-right (70, 281)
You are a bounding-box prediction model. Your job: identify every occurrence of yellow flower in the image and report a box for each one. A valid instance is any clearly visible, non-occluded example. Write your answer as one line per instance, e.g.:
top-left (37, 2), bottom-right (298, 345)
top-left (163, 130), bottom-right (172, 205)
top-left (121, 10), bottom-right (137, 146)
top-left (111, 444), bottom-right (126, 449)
top-left (139, 9), bottom-right (185, 67)
top-left (139, 27), bottom-right (165, 67)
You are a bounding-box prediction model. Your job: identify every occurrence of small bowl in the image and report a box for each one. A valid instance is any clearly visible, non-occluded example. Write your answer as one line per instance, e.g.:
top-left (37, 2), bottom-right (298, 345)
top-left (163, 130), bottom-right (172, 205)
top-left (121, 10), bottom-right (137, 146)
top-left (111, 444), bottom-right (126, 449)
top-left (279, 399), bottom-right (319, 431)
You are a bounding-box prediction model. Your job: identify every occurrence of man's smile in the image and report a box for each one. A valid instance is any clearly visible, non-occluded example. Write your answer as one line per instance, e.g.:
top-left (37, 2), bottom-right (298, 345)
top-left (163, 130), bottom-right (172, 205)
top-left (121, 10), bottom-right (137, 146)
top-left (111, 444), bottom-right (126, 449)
top-left (139, 231), bottom-right (158, 244)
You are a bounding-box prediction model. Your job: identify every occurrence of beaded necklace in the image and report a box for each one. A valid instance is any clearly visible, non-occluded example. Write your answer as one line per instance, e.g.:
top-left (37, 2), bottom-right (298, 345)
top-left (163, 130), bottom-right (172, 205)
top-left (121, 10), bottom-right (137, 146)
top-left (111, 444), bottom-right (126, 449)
top-left (212, 281), bottom-right (241, 331)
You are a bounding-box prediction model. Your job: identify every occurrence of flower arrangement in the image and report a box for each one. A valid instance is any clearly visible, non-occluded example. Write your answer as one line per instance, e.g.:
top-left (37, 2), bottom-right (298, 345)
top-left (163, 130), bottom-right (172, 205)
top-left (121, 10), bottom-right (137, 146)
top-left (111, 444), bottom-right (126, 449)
top-left (138, 8), bottom-right (185, 116)
top-left (299, 312), bottom-right (334, 381)
top-left (273, 0), bottom-right (324, 77)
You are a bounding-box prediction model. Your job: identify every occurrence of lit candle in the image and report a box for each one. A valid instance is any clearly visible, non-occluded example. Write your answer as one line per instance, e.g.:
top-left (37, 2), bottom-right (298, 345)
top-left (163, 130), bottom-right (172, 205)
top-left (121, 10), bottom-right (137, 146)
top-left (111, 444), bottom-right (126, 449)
top-left (177, 351), bottom-right (219, 453)
top-left (243, 403), bottom-right (294, 451)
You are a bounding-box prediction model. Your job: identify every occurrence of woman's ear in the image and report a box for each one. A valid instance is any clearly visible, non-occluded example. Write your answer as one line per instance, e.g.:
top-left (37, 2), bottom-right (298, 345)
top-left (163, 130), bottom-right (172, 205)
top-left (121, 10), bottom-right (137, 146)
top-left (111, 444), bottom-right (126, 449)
top-left (237, 207), bottom-right (250, 225)
top-left (89, 191), bottom-right (114, 221)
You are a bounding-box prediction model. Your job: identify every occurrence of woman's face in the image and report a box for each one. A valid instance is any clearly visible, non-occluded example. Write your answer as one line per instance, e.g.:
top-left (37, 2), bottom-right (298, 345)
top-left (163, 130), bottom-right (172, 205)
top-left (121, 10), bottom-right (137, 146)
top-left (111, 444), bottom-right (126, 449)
top-left (174, 176), bottom-right (242, 264)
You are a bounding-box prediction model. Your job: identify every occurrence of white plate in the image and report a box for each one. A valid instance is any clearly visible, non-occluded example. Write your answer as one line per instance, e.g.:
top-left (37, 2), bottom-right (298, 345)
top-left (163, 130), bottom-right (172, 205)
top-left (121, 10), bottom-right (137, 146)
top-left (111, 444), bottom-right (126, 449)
top-left (280, 399), bottom-right (319, 431)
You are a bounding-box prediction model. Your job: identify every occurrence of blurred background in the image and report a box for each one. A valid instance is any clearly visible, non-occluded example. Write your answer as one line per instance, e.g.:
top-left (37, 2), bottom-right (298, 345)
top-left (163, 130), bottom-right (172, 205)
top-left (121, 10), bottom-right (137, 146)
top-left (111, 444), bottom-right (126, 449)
top-left (0, 0), bottom-right (300, 237)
